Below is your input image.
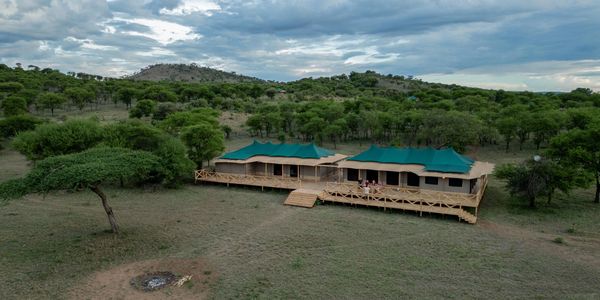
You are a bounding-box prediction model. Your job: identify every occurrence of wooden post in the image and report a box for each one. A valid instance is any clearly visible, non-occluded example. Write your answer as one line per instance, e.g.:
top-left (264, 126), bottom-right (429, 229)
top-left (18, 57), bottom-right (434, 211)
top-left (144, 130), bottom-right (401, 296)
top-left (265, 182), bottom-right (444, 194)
top-left (297, 164), bottom-right (300, 181)
top-left (314, 166), bottom-right (318, 182)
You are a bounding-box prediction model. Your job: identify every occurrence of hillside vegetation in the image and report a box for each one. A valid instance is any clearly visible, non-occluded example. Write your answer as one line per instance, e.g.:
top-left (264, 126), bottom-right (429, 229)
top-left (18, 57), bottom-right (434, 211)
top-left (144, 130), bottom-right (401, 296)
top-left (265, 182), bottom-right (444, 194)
top-left (127, 63), bottom-right (263, 83)
top-left (1, 63), bottom-right (600, 298)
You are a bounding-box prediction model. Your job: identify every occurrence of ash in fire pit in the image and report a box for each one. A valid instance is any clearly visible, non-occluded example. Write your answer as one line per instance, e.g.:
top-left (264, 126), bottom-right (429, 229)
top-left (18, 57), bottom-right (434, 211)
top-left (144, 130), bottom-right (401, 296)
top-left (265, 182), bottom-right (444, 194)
top-left (130, 271), bottom-right (178, 292)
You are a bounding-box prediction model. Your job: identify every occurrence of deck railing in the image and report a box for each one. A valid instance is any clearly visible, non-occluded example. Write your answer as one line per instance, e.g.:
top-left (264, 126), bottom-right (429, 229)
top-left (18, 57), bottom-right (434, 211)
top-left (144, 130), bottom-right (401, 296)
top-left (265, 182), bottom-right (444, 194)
top-left (321, 182), bottom-right (480, 207)
top-left (195, 169), bottom-right (303, 189)
top-left (195, 169), bottom-right (489, 209)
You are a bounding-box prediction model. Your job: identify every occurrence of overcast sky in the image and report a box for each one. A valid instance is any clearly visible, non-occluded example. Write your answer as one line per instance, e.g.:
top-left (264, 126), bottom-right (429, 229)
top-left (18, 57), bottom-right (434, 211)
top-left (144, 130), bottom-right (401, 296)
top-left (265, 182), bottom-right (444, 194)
top-left (1, 0), bottom-right (599, 91)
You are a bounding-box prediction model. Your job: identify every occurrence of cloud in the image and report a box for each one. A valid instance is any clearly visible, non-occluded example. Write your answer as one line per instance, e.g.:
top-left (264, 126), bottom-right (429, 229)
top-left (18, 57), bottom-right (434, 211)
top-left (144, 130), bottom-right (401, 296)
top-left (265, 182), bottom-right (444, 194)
top-left (159, 0), bottom-right (221, 16)
top-left (111, 17), bottom-right (201, 45)
top-left (0, 0), bottom-right (599, 90)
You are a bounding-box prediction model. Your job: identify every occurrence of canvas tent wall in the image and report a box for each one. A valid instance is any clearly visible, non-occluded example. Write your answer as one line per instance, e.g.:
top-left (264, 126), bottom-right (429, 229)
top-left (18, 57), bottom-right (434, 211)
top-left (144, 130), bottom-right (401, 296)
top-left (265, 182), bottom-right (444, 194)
top-left (338, 146), bottom-right (494, 194)
top-left (214, 141), bottom-right (347, 181)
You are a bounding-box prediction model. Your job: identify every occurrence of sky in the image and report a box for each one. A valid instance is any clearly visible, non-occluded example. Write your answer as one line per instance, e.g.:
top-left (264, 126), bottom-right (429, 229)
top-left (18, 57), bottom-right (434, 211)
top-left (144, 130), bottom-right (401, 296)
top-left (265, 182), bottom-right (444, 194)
top-left (1, 0), bottom-right (600, 91)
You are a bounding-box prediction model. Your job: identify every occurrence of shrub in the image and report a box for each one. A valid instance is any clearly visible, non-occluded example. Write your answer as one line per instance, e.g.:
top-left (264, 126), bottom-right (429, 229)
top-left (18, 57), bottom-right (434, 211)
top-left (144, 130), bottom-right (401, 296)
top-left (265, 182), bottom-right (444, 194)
top-left (0, 115), bottom-right (43, 138)
top-left (129, 99), bottom-right (157, 118)
top-left (12, 119), bottom-right (104, 161)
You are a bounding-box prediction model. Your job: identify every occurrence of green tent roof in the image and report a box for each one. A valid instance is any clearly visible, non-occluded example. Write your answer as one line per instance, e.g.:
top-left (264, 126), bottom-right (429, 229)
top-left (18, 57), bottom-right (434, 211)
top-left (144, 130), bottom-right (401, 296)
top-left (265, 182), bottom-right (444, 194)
top-left (221, 141), bottom-right (336, 160)
top-left (348, 145), bottom-right (474, 174)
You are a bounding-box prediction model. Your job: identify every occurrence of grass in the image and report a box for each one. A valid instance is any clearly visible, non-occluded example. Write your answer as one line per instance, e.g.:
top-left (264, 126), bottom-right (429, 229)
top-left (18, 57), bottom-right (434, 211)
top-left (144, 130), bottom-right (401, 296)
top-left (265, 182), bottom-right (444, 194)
top-left (1, 106), bottom-right (600, 298)
top-left (1, 183), bottom-right (599, 299)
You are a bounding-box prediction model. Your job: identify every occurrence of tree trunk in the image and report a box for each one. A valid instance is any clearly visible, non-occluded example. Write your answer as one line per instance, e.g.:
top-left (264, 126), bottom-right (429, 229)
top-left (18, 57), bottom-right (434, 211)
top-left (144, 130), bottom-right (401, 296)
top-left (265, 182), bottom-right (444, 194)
top-left (594, 173), bottom-right (600, 203)
top-left (505, 140), bottom-right (510, 153)
top-left (547, 190), bottom-right (553, 205)
top-left (529, 195), bottom-right (536, 208)
top-left (90, 185), bottom-right (119, 234)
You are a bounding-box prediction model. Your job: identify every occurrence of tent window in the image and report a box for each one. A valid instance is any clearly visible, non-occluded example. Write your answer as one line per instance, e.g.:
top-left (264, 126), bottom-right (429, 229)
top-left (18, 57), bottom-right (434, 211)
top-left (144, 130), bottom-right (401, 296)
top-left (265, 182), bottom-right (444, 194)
top-left (407, 172), bottom-right (420, 187)
top-left (425, 176), bottom-right (438, 185)
top-left (347, 168), bottom-right (359, 181)
top-left (386, 171), bottom-right (399, 185)
top-left (449, 178), bottom-right (463, 187)
top-left (289, 165), bottom-right (298, 178)
top-left (273, 164), bottom-right (282, 176)
top-left (366, 170), bottom-right (379, 182)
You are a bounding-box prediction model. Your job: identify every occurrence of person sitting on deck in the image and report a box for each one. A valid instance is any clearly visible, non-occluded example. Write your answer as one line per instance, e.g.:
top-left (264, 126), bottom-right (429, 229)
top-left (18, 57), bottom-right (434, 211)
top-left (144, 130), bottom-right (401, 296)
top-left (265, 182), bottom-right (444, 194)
top-left (371, 180), bottom-right (380, 194)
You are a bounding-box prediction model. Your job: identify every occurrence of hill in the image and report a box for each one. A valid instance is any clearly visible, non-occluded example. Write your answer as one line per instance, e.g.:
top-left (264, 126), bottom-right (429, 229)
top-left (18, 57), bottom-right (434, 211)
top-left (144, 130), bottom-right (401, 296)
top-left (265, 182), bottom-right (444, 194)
top-left (127, 63), bottom-right (263, 83)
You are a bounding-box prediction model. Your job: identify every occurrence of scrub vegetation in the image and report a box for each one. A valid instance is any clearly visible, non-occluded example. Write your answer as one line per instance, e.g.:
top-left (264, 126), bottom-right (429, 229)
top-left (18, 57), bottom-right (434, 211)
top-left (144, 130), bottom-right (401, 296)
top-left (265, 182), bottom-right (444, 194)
top-left (0, 64), bottom-right (599, 298)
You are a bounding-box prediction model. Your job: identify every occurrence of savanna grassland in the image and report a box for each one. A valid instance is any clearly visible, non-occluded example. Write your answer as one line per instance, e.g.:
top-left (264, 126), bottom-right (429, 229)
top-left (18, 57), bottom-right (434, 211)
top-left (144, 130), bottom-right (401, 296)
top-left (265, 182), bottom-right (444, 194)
top-left (1, 107), bottom-right (600, 299)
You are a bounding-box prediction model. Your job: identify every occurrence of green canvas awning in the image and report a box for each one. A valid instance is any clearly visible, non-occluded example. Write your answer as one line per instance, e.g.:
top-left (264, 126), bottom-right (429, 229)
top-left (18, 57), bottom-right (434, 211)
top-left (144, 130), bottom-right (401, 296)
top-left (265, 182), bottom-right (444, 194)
top-left (347, 145), bottom-right (474, 174)
top-left (221, 141), bottom-right (336, 160)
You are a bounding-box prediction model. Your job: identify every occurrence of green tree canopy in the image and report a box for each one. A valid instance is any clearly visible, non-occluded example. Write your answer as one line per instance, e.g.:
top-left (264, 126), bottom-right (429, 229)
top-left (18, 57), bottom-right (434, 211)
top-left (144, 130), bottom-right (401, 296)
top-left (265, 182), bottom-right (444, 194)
top-left (2, 96), bottom-right (28, 116)
top-left (12, 119), bottom-right (103, 161)
top-left (0, 115), bottom-right (43, 138)
top-left (0, 147), bottom-right (161, 233)
top-left (129, 99), bottom-right (157, 118)
top-left (181, 123), bottom-right (225, 168)
top-left (65, 87), bottom-right (94, 110)
top-left (495, 157), bottom-right (589, 208)
top-left (548, 121), bottom-right (600, 203)
top-left (36, 92), bottom-right (67, 115)
top-left (158, 108), bottom-right (220, 135)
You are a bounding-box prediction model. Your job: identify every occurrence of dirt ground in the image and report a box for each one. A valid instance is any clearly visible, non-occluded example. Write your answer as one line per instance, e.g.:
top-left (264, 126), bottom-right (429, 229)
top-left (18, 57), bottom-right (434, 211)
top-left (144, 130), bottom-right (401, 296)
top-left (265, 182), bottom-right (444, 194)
top-left (69, 258), bottom-right (215, 300)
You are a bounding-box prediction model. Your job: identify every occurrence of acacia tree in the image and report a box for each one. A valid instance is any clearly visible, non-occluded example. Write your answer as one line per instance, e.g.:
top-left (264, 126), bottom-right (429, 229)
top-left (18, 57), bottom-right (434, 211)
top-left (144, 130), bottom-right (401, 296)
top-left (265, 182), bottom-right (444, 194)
top-left (37, 92), bottom-right (67, 115)
top-left (0, 147), bottom-right (161, 233)
top-left (2, 96), bottom-right (28, 116)
top-left (65, 87), bottom-right (93, 110)
top-left (548, 122), bottom-right (600, 203)
top-left (496, 117), bottom-right (518, 152)
top-left (181, 123), bottom-right (225, 169)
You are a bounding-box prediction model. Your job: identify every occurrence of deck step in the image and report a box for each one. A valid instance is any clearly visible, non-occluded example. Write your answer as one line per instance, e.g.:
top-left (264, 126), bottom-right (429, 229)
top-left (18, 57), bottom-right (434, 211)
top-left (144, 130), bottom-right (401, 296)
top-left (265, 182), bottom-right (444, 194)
top-left (284, 189), bottom-right (321, 208)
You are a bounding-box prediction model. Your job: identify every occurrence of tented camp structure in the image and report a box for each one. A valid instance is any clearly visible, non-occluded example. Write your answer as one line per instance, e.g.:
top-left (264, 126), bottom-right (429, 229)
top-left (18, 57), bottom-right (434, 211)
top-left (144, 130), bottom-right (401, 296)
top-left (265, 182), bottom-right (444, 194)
top-left (196, 141), bottom-right (347, 190)
top-left (195, 142), bottom-right (494, 223)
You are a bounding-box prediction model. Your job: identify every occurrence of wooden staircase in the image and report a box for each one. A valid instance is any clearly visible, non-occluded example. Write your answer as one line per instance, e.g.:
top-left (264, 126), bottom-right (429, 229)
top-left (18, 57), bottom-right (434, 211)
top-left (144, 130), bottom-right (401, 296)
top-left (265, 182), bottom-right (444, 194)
top-left (284, 189), bottom-right (321, 208)
top-left (457, 210), bottom-right (477, 224)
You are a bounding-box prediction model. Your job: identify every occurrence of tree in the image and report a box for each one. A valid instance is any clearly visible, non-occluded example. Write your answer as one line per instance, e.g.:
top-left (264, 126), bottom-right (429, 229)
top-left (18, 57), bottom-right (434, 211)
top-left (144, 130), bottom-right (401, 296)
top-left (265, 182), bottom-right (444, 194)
top-left (496, 117), bottom-right (518, 152)
top-left (65, 87), bottom-right (94, 110)
top-left (102, 120), bottom-right (195, 185)
top-left (0, 147), bottom-right (161, 233)
top-left (548, 122), bottom-right (600, 203)
top-left (419, 110), bottom-right (478, 152)
top-left (495, 159), bottom-right (546, 208)
top-left (116, 87), bottom-right (137, 109)
top-left (265, 88), bottom-right (277, 99)
top-left (324, 119), bottom-right (346, 149)
top-left (0, 115), bottom-right (42, 138)
top-left (153, 102), bottom-right (179, 121)
top-left (2, 96), bottom-right (28, 116)
top-left (159, 109), bottom-right (220, 135)
top-left (12, 119), bottom-right (104, 161)
top-left (37, 92), bottom-right (66, 115)
top-left (221, 124), bottom-right (232, 139)
top-left (129, 99), bottom-right (157, 118)
top-left (0, 82), bottom-right (24, 94)
top-left (529, 111), bottom-right (564, 150)
top-left (181, 124), bottom-right (225, 169)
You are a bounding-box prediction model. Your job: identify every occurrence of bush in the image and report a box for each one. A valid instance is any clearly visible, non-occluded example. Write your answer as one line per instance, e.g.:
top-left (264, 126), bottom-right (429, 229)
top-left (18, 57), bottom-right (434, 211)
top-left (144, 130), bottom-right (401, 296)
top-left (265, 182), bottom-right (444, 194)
top-left (103, 120), bottom-right (194, 185)
top-left (129, 99), bottom-right (157, 118)
top-left (153, 136), bottom-right (195, 186)
top-left (12, 119), bottom-right (104, 161)
top-left (152, 102), bottom-right (179, 121)
top-left (2, 96), bottom-right (28, 116)
top-left (103, 120), bottom-right (163, 152)
top-left (0, 115), bottom-right (43, 138)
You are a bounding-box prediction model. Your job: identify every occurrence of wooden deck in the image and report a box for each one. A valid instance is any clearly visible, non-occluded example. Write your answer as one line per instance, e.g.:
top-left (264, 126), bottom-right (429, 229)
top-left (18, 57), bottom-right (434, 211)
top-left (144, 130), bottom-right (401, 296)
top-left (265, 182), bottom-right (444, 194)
top-left (284, 189), bottom-right (322, 208)
top-left (195, 170), bottom-right (488, 224)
